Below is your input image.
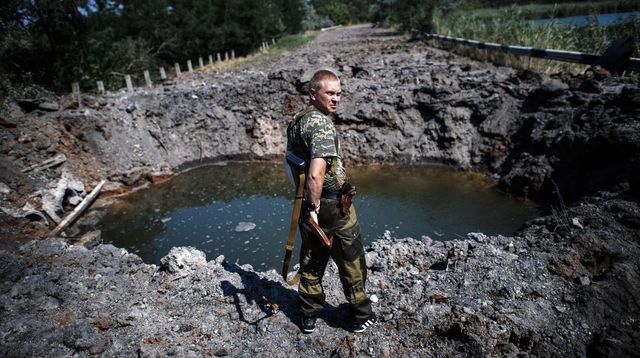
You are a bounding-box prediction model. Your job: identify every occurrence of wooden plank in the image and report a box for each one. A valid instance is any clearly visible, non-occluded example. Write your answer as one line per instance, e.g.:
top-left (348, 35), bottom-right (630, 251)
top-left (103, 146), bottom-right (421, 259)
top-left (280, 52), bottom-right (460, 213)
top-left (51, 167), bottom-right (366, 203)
top-left (125, 75), bottom-right (133, 92)
top-left (22, 154), bottom-right (67, 173)
top-left (144, 70), bottom-right (152, 88)
top-left (49, 179), bottom-right (106, 237)
top-left (97, 81), bottom-right (105, 94)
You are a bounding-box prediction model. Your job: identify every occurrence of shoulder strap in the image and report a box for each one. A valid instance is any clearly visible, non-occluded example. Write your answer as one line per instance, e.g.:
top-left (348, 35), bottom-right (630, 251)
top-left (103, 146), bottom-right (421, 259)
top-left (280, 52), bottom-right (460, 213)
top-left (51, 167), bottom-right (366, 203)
top-left (289, 106), bottom-right (320, 128)
top-left (282, 170), bottom-right (305, 285)
top-left (282, 106), bottom-right (321, 285)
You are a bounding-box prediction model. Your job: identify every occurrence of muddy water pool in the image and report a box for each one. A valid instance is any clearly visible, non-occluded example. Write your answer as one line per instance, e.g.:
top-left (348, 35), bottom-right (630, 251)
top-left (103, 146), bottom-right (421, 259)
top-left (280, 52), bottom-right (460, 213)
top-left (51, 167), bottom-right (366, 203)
top-left (99, 163), bottom-right (541, 270)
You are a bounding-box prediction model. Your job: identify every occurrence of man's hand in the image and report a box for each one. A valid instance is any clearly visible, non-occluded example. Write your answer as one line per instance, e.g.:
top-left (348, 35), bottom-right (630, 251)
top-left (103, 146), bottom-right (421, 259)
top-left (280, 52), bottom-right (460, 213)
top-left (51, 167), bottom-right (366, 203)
top-left (309, 211), bottom-right (319, 225)
top-left (306, 158), bottom-right (326, 222)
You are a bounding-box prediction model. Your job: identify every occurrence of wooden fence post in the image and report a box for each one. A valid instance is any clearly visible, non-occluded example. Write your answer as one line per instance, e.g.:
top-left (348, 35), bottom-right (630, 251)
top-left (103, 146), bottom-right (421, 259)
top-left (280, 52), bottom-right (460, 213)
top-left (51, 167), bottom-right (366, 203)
top-left (216, 53), bottom-right (221, 62)
top-left (144, 70), bottom-right (152, 88)
top-left (125, 75), bottom-right (133, 92)
top-left (224, 51), bottom-right (229, 61)
top-left (208, 55), bottom-right (213, 65)
top-left (71, 82), bottom-right (81, 107)
top-left (175, 63), bottom-right (181, 77)
top-left (160, 67), bottom-right (167, 80)
top-left (198, 57), bottom-right (204, 68)
top-left (187, 60), bottom-right (193, 73)
top-left (272, 38), bottom-right (276, 45)
top-left (231, 50), bottom-right (235, 60)
top-left (96, 81), bottom-right (105, 95)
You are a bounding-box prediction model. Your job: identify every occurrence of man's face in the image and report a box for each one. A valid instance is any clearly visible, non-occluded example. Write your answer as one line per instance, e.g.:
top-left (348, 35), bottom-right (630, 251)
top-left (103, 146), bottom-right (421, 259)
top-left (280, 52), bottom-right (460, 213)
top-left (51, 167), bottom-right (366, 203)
top-left (310, 79), bottom-right (341, 115)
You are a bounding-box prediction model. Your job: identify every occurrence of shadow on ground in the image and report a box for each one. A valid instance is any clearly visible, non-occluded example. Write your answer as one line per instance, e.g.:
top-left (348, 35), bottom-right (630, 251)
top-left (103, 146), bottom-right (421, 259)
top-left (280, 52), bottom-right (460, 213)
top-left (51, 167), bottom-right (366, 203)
top-left (221, 263), bottom-right (353, 332)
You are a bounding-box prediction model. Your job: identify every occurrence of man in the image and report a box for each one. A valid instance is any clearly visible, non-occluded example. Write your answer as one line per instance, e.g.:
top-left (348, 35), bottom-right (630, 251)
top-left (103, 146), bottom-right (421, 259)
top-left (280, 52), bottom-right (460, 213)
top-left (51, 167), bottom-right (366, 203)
top-left (286, 69), bottom-right (376, 333)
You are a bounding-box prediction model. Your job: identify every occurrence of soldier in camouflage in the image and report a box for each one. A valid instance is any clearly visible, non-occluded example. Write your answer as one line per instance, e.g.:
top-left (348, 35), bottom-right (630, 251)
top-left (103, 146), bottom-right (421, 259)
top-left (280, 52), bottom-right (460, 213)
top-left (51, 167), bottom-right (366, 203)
top-left (286, 70), bottom-right (376, 334)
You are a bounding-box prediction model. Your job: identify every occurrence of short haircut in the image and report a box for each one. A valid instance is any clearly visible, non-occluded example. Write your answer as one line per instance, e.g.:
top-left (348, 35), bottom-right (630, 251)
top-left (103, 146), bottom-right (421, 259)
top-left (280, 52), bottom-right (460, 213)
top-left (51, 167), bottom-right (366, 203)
top-left (309, 70), bottom-right (339, 92)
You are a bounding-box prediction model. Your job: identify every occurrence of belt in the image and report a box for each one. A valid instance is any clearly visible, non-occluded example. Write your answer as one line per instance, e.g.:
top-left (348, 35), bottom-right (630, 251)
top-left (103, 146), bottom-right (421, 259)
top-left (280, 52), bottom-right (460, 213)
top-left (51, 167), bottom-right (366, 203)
top-left (321, 191), bottom-right (340, 200)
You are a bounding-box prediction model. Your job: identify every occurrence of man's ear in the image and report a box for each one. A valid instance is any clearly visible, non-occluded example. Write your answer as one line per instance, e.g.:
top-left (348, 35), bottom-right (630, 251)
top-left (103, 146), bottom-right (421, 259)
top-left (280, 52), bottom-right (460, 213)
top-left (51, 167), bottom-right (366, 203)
top-left (309, 89), bottom-right (316, 101)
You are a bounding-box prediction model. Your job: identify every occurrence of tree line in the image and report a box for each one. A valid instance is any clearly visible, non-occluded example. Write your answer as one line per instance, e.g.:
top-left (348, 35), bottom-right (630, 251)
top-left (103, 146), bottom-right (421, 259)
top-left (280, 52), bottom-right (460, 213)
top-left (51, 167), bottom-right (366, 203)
top-left (0, 0), bottom-right (438, 101)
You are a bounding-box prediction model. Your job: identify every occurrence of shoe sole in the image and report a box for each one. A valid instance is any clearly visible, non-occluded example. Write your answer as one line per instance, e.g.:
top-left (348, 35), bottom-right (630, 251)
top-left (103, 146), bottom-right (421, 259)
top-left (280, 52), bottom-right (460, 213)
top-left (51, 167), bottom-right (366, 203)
top-left (353, 319), bottom-right (375, 333)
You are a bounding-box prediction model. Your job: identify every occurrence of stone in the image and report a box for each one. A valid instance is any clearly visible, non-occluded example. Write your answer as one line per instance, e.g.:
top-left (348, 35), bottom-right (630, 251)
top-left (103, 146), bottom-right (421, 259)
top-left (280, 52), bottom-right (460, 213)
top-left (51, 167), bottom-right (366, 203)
top-left (38, 101), bottom-right (59, 111)
top-left (73, 230), bottom-right (103, 249)
top-left (160, 246), bottom-right (207, 274)
top-left (571, 217), bottom-right (584, 229)
top-left (0, 252), bottom-right (21, 284)
top-left (63, 320), bottom-right (110, 354)
top-left (0, 182), bottom-right (11, 195)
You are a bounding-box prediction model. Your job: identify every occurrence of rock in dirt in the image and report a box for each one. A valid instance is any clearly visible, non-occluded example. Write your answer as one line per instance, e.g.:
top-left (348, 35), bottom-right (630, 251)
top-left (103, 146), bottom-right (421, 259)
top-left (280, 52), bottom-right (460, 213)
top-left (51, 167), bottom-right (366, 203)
top-left (160, 246), bottom-right (207, 274)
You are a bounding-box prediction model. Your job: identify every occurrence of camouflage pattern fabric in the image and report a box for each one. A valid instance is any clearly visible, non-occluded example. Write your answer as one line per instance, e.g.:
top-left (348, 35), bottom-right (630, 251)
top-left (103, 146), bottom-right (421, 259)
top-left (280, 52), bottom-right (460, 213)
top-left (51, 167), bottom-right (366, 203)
top-left (298, 202), bottom-right (373, 324)
top-left (286, 105), bottom-right (374, 326)
top-left (286, 106), bottom-right (347, 193)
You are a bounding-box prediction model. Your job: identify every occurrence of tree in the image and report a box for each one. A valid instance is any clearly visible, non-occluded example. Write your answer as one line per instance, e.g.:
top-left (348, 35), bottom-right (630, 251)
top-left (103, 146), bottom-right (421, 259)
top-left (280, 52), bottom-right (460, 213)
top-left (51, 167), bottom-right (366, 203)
top-left (0, 0), bottom-right (311, 100)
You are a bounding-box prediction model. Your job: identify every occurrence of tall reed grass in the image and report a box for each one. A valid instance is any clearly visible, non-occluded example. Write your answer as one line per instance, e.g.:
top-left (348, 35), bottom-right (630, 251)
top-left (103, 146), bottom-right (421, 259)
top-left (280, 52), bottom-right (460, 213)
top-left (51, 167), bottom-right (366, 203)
top-left (432, 6), bottom-right (639, 73)
top-left (470, 1), bottom-right (640, 20)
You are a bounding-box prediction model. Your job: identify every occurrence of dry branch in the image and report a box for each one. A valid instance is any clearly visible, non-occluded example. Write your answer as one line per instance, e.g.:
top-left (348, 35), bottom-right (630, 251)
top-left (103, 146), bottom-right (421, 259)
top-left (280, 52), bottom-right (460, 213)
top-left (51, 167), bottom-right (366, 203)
top-left (49, 179), bottom-right (106, 238)
top-left (21, 154), bottom-right (66, 173)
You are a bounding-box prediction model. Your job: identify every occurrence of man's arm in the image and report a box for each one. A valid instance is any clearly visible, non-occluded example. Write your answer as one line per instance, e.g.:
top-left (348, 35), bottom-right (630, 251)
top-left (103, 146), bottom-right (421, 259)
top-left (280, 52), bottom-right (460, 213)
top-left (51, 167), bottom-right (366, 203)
top-left (306, 157), bottom-right (326, 223)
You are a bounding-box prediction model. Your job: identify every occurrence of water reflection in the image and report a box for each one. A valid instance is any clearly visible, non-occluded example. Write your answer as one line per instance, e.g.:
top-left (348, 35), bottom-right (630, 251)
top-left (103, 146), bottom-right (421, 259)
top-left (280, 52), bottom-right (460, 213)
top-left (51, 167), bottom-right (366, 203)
top-left (99, 163), bottom-right (540, 270)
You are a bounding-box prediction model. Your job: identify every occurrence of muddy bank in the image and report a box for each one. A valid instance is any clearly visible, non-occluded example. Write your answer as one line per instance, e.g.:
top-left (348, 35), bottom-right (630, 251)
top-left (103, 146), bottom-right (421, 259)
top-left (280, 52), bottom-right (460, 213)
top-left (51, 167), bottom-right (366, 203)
top-left (1, 25), bottom-right (640, 356)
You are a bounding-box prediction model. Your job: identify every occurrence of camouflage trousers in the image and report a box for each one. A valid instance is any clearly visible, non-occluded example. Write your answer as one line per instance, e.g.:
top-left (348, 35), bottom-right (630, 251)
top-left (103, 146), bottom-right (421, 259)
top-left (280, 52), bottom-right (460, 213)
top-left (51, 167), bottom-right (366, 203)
top-left (298, 198), bottom-right (373, 324)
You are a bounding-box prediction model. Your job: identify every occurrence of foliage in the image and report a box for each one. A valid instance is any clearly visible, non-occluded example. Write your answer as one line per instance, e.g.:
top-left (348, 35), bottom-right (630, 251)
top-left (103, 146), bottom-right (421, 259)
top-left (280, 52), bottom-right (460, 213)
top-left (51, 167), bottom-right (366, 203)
top-left (433, 5), bottom-right (639, 55)
top-left (371, 0), bottom-right (439, 32)
top-left (301, 0), bottom-right (334, 30)
top-left (311, 0), bottom-right (374, 26)
top-left (431, 4), bottom-right (640, 73)
top-left (0, 0), bottom-right (306, 95)
top-left (4, 0), bottom-right (632, 103)
top-left (468, 1), bottom-right (640, 20)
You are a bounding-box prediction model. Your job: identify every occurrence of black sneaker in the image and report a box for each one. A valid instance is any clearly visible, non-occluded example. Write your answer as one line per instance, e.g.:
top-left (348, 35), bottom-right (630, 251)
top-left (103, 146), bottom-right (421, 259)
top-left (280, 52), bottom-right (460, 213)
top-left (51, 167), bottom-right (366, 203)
top-left (353, 315), bottom-right (376, 333)
top-left (301, 317), bottom-right (317, 333)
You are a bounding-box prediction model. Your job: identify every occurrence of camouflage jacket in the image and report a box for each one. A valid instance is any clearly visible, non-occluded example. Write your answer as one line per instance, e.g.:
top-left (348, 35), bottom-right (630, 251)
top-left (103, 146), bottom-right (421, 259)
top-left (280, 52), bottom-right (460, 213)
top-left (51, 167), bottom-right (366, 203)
top-left (286, 106), bottom-right (347, 193)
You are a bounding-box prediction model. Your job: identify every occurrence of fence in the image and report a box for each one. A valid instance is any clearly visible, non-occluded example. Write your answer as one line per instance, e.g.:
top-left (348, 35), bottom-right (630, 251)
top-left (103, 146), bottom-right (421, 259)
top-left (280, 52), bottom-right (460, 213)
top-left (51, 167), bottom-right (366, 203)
top-left (417, 32), bottom-right (640, 72)
top-left (70, 38), bottom-right (278, 101)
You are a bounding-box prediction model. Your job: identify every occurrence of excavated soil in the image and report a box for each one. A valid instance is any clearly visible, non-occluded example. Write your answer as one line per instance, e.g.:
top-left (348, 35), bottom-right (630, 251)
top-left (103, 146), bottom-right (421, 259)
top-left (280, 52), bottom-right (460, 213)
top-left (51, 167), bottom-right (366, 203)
top-left (1, 25), bottom-right (640, 356)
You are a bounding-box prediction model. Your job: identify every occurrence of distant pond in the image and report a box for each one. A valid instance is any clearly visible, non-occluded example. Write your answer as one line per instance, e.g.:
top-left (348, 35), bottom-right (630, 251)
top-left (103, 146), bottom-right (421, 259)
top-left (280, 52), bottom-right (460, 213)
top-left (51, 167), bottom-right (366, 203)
top-left (99, 163), bottom-right (541, 270)
top-left (532, 11), bottom-right (640, 27)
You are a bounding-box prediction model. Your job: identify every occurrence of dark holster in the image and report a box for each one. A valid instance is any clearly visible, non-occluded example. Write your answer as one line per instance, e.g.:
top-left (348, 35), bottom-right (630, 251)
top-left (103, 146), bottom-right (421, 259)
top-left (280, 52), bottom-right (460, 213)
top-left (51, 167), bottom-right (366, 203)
top-left (339, 182), bottom-right (357, 216)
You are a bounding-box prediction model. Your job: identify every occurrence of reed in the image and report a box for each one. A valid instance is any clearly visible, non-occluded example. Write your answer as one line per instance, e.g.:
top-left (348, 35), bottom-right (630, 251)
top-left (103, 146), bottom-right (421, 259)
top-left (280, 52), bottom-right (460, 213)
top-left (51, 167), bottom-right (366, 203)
top-left (432, 5), bottom-right (639, 74)
top-left (471, 1), bottom-right (640, 20)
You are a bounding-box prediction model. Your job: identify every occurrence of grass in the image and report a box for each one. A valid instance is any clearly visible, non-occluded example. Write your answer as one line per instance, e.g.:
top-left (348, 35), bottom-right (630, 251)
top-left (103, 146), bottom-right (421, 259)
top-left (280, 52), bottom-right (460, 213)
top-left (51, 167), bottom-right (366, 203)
top-left (431, 4), bottom-right (640, 74)
top-left (470, 1), bottom-right (640, 20)
top-left (203, 31), bottom-right (319, 72)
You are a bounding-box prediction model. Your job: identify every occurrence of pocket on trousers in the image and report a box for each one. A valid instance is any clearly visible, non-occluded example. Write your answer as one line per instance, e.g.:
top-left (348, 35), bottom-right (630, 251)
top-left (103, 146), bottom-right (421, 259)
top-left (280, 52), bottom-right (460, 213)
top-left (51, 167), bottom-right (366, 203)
top-left (338, 224), bottom-right (364, 262)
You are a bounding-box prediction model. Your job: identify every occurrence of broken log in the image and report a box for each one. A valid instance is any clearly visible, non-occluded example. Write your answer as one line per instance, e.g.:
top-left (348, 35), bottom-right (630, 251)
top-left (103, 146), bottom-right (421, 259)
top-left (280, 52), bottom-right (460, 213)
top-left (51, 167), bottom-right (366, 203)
top-left (21, 154), bottom-right (67, 173)
top-left (49, 179), bottom-right (106, 238)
